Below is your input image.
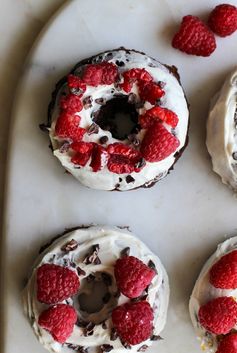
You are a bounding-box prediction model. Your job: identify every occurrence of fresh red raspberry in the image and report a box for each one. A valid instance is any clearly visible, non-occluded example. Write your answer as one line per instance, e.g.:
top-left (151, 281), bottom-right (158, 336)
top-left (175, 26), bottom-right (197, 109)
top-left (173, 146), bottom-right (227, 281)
top-left (55, 112), bottom-right (86, 142)
top-left (198, 296), bottom-right (237, 335)
top-left (141, 122), bottom-right (180, 162)
top-left (172, 15), bottom-right (216, 57)
top-left (67, 74), bottom-right (86, 95)
top-left (60, 94), bottom-right (83, 114)
top-left (114, 256), bottom-right (156, 298)
top-left (82, 62), bottom-right (118, 86)
top-left (37, 264), bottom-right (80, 304)
top-left (139, 81), bottom-right (165, 104)
top-left (208, 4), bottom-right (237, 37)
top-left (139, 106), bottom-right (179, 129)
top-left (71, 141), bottom-right (94, 166)
top-left (210, 251), bottom-right (237, 289)
top-left (107, 143), bottom-right (143, 174)
top-left (112, 301), bottom-right (153, 345)
top-left (217, 333), bottom-right (237, 353)
top-left (90, 144), bottom-right (108, 172)
top-left (121, 68), bottom-right (153, 93)
top-left (38, 304), bottom-right (77, 343)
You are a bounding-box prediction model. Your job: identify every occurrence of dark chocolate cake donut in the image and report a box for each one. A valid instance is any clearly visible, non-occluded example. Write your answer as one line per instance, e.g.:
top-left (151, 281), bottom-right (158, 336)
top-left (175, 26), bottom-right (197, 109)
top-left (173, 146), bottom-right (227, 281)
top-left (43, 48), bottom-right (189, 191)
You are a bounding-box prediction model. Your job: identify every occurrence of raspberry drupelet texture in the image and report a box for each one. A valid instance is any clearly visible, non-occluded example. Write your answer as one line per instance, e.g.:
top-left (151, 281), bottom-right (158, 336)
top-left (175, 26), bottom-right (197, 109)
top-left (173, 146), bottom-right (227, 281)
top-left (141, 122), bottom-right (180, 163)
top-left (216, 333), bottom-right (237, 353)
top-left (107, 143), bottom-right (144, 174)
top-left (82, 62), bottom-right (118, 86)
top-left (198, 296), bottom-right (237, 335)
top-left (38, 304), bottom-right (77, 343)
top-left (172, 15), bottom-right (216, 57)
top-left (208, 4), bottom-right (237, 37)
top-left (210, 250), bottom-right (237, 289)
top-left (139, 106), bottom-right (179, 129)
top-left (112, 301), bottom-right (154, 345)
top-left (55, 112), bottom-right (86, 142)
top-left (114, 255), bottom-right (156, 298)
top-left (37, 264), bottom-right (80, 304)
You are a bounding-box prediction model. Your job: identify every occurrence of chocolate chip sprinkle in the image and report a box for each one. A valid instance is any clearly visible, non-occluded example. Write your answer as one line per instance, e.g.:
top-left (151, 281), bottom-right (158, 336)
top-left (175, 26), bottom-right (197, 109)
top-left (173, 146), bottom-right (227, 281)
top-left (61, 239), bottom-right (78, 252)
top-left (135, 158), bottom-right (146, 169)
top-left (100, 344), bottom-right (113, 352)
top-left (84, 322), bottom-right (95, 336)
top-left (76, 318), bottom-right (88, 328)
top-left (119, 178), bottom-right (122, 182)
top-left (150, 335), bottom-right (163, 341)
top-left (233, 152), bottom-right (237, 160)
top-left (110, 328), bottom-right (118, 341)
top-left (70, 87), bottom-right (84, 96)
top-left (83, 96), bottom-right (93, 109)
top-left (87, 123), bottom-right (99, 135)
top-left (125, 175), bottom-right (135, 184)
top-left (77, 266), bottom-right (86, 276)
top-left (99, 135), bottom-right (109, 144)
top-left (122, 341), bottom-right (132, 349)
top-left (83, 244), bottom-right (101, 265)
top-left (120, 247), bottom-right (130, 257)
top-left (137, 345), bottom-right (148, 352)
top-left (95, 98), bottom-right (106, 105)
top-left (86, 274), bottom-right (96, 283)
top-left (66, 343), bottom-right (88, 352)
top-left (148, 260), bottom-right (158, 273)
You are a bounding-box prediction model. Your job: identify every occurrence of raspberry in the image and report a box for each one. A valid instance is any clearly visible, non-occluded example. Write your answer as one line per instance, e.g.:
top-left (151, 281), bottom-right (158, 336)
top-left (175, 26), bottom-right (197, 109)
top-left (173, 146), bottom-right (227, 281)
top-left (90, 144), bottom-right (108, 172)
top-left (114, 256), bottom-right (156, 298)
top-left (139, 106), bottom-right (179, 129)
top-left (141, 122), bottom-right (180, 162)
top-left (121, 68), bottom-right (153, 93)
top-left (198, 296), bottom-right (237, 334)
top-left (208, 4), bottom-right (237, 37)
top-left (107, 143), bottom-right (143, 174)
top-left (38, 304), bottom-right (77, 343)
top-left (60, 94), bottom-right (83, 114)
top-left (112, 301), bottom-right (153, 345)
top-left (172, 15), bottom-right (216, 57)
top-left (82, 62), bottom-right (118, 86)
top-left (55, 112), bottom-right (86, 142)
top-left (139, 81), bottom-right (165, 105)
top-left (37, 264), bottom-right (80, 304)
top-left (67, 74), bottom-right (86, 95)
top-left (217, 333), bottom-right (237, 353)
top-left (210, 251), bottom-right (237, 289)
top-left (71, 141), bottom-right (94, 166)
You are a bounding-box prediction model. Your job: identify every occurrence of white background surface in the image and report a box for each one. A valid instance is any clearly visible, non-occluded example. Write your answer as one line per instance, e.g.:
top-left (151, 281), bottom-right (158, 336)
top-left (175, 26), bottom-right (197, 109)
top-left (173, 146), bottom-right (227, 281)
top-left (3, 1), bottom-right (237, 353)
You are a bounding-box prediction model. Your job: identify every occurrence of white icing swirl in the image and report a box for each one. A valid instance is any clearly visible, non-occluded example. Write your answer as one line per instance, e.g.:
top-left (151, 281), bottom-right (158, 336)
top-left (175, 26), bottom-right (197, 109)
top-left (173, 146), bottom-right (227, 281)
top-left (189, 236), bottom-right (237, 353)
top-left (23, 225), bottom-right (169, 353)
top-left (207, 69), bottom-right (237, 191)
top-left (49, 49), bottom-right (189, 191)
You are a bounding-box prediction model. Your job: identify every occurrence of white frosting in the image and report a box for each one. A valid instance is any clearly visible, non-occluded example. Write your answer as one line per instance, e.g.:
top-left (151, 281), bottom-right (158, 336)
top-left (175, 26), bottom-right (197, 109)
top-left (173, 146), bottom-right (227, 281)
top-left (49, 49), bottom-right (189, 191)
top-left (23, 225), bottom-right (169, 353)
top-left (207, 69), bottom-right (237, 191)
top-left (189, 236), bottom-right (237, 353)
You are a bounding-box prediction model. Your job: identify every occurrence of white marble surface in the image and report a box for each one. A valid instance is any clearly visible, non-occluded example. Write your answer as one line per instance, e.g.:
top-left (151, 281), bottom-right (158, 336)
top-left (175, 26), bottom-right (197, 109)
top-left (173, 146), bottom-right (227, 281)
top-left (3, 1), bottom-right (237, 353)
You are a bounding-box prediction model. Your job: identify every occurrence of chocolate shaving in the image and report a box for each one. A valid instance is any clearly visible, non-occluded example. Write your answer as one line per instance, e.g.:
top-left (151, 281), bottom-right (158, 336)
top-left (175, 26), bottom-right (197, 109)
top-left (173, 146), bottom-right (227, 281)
top-left (125, 176), bottom-right (135, 184)
top-left (119, 178), bottom-right (122, 182)
top-left (100, 344), bottom-right (113, 352)
top-left (95, 98), bottom-right (106, 105)
top-left (70, 87), bottom-right (84, 96)
top-left (150, 335), bottom-right (163, 341)
top-left (120, 247), bottom-right (130, 257)
top-left (83, 244), bottom-right (101, 265)
top-left (110, 328), bottom-right (118, 341)
top-left (86, 274), bottom-right (96, 283)
top-left (137, 345), bottom-right (148, 352)
top-left (77, 266), bottom-right (86, 276)
top-left (101, 272), bottom-right (113, 286)
top-left (61, 239), bottom-right (78, 252)
top-left (76, 318), bottom-right (88, 328)
top-left (135, 158), bottom-right (146, 169)
top-left (65, 343), bottom-right (88, 351)
top-left (87, 123), bottom-right (99, 135)
top-left (127, 134), bottom-right (140, 147)
top-left (158, 81), bottom-right (166, 89)
top-left (122, 341), bottom-right (131, 349)
top-left (148, 260), bottom-right (158, 274)
top-left (84, 322), bottom-right (95, 336)
top-left (70, 262), bottom-right (76, 268)
top-left (102, 292), bottom-right (111, 304)
top-left (99, 136), bottom-right (109, 144)
top-left (83, 96), bottom-right (93, 109)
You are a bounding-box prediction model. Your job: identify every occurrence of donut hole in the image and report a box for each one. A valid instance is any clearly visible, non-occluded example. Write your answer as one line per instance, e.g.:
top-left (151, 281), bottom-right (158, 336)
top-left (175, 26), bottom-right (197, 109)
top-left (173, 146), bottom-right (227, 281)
top-left (93, 95), bottom-right (139, 140)
top-left (76, 272), bottom-right (118, 324)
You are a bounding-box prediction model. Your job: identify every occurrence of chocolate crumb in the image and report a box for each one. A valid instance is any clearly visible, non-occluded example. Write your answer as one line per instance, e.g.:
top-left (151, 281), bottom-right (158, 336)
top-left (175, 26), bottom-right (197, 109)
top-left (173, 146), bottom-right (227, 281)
top-left (110, 328), bottom-right (118, 341)
top-left (101, 321), bottom-right (107, 329)
top-left (87, 123), bottom-right (99, 135)
top-left (59, 142), bottom-right (70, 153)
top-left (61, 239), bottom-right (78, 252)
top-left (66, 343), bottom-right (87, 351)
top-left (102, 292), bottom-right (111, 304)
top-left (137, 345), bottom-right (148, 352)
top-left (233, 152), bottom-right (237, 160)
top-left (127, 93), bottom-right (137, 105)
top-left (116, 60), bottom-right (125, 67)
top-left (158, 81), bottom-right (166, 89)
top-left (148, 260), bottom-right (158, 274)
top-left (120, 247), bottom-right (130, 257)
top-left (127, 134), bottom-right (140, 147)
top-left (99, 136), bottom-right (109, 144)
top-left (84, 322), bottom-right (95, 336)
top-left (135, 158), bottom-right (146, 169)
top-left (77, 266), bottom-right (86, 276)
top-left (151, 335), bottom-right (163, 341)
top-left (125, 175), bottom-right (135, 184)
top-left (122, 341), bottom-right (131, 349)
top-left (102, 272), bottom-right (113, 286)
top-left (76, 318), bottom-right (88, 328)
top-left (78, 347), bottom-right (88, 353)
top-left (119, 178), bottom-right (122, 182)
top-left (83, 244), bottom-right (101, 265)
top-left (86, 274), bottom-right (96, 283)
top-left (83, 96), bottom-right (93, 109)
top-left (95, 98), bottom-right (106, 105)
top-left (70, 87), bottom-right (84, 96)
top-left (101, 344), bottom-right (113, 352)
top-left (70, 262), bottom-right (76, 268)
